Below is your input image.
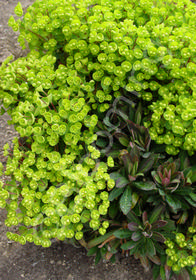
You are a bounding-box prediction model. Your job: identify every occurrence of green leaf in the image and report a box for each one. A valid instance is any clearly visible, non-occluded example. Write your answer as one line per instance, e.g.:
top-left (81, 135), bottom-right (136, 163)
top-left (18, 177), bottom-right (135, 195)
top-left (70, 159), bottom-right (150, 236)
top-left (135, 102), bottom-right (142, 125)
top-left (184, 165), bottom-right (196, 183)
top-left (185, 196), bottom-right (196, 207)
top-left (121, 240), bottom-right (136, 250)
top-left (110, 172), bottom-right (122, 180)
top-left (139, 255), bottom-right (150, 272)
top-left (138, 155), bottom-right (157, 174)
top-left (189, 192), bottom-right (196, 202)
top-left (146, 238), bottom-right (156, 256)
top-left (120, 151), bottom-right (134, 174)
top-left (95, 249), bottom-right (101, 265)
top-left (148, 255), bottom-right (161, 265)
top-left (110, 254), bottom-right (116, 263)
top-left (108, 200), bottom-right (119, 219)
top-left (113, 228), bottom-right (133, 239)
top-left (131, 231), bottom-right (142, 242)
top-left (177, 211), bottom-right (188, 224)
top-left (109, 187), bottom-right (124, 202)
top-left (128, 222), bottom-right (138, 231)
top-left (154, 242), bottom-right (165, 255)
top-left (160, 266), bottom-right (166, 280)
top-left (165, 195), bottom-right (181, 212)
top-left (87, 246), bottom-right (98, 256)
top-left (116, 176), bottom-right (129, 188)
top-left (87, 231), bottom-right (115, 248)
top-left (129, 106), bottom-right (135, 122)
top-left (152, 232), bottom-right (166, 243)
top-left (117, 110), bottom-right (129, 121)
top-left (0, 107), bottom-right (5, 115)
top-left (108, 149), bottom-right (120, 158)
top-left (103, 112), bottom-right (120, 130)
top-left (96, 138), bottom-right (107, 148)
top-left (152, 264), bottom-right (160, 280)
top-left (120, 186), bottom-right (132, 215)
top-left (131, 192), bottom-right (140, 209)
top-left (190, 169), bottom-right (196, 183)
top-left (151, 171), bottom-right (162, 184)
top-left (152, 220), bottom-right (167, 229)
top-left (161, 220), bottom-right (176, 234)
top-left (119, 136), bottom-right (129, 147)
top-left (149, 205), bottom-right (164, 224)
top-left (133, 181), bottom-right (156, 191)
top-left (160, 255), bottom-right (167, 265)
top-left (127, 211), bottom-right (142, 226)
top-left (129, 240), bottom-right (142, 255)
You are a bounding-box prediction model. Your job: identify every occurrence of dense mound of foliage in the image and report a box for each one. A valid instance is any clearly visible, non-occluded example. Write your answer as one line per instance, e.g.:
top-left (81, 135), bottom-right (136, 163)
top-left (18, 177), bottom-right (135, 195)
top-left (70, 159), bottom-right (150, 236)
top-left (0, 0), bottom-right (196, 279)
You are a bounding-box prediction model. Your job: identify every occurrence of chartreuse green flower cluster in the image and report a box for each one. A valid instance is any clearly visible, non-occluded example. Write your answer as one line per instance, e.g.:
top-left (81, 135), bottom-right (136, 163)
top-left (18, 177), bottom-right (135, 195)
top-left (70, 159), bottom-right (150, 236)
top-left (165, 227), bottom-right (196, 276)
top-left (0, 50), bottom-right (116, 246)
top-left (1, 0), bottom-right (196, 252)
top-left (9, 0), bottom-right (196, 155)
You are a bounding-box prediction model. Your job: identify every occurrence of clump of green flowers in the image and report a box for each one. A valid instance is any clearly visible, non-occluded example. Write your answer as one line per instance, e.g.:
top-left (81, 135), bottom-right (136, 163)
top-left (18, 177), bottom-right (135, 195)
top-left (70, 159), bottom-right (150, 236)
top-left (0, 49), bottom-right (116, 245)
top-left (8, 0), bottom-right (196, 155)
top-left (0, 0), bottom-right (196, 279)
top-left (165, 227), bottom-right (196, 277)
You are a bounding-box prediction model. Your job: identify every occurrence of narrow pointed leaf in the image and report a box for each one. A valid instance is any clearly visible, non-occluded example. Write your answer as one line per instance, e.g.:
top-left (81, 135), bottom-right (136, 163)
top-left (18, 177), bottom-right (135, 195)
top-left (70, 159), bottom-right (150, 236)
top-left (113, 229), bottom-right (133, 239)
top-left (96, 138), bottom-right (107, 148)
top-left (154, 242), bottom-right (166, 255)
top-left (152, 232), bottom-right (166, 243)
top-left (121, 240), bottom-right (136, 250)
top-left (139, 255), bottom-right (150, 272)
top-left (133, 181), bottom-right (156, 191)
top-left (148, 255), bottom-right (161, 265)
top-left (146, 238), bottom-right (156, 256)
top-left (185, 196), bottom-right (196, 207)
top-left (161, 220), bottom-right (176, 232)
top-left (110, 172), bottom-right (123, 180)
top-left (142, 211), bottom-right (148, 224)
top-left (120, 186), bottom-right (132, 215)
top-left (131, 192), bottom-right (139, 209)
top-left (152, 220), bottom-right (168, 229)
top-left (152, 264), bottom-right (160, 280)
top-left (160, 266), bottom-right (166, 280)
top-left (108, 200), bottom-right (119, 219)
top-left (119, 136), bottom-right (129, 147)
top-left (128, 222), bottom-right (138, 231)
top-left (165, 195), bottom-right (181, 212)
top-left (127, 211), bottom-right (142, 226)
top-left (95, 250), bottom-right (101, 265)
top-left (116, 176), bottom-right (129, 188)
top-left (109, 187), bottom-right (124, 202)
top-left (184, 165), bottom-right (196, 183)
top-left (189, 192), bottom-right (196, 202)
top-left (132, 231), bottom-right (142, 242)
top-left (105, 251), bottom-right (114, 260)
top-left (87, 247), bottom-right (98, 256)
top-left (177, 211), bottom-right (188, 224)
top-left (151, 171), bottom-right (162, 184)
top-left (121, 153), bottom-right (134, 174)
top-left (149, 205), bottom-right (164, 224)
top-left (135, 102), bottom-right (142, 125)
top-left (87, 231), bottom-right (115, 248)
top-left (138, 155), bottom-right (156, 174)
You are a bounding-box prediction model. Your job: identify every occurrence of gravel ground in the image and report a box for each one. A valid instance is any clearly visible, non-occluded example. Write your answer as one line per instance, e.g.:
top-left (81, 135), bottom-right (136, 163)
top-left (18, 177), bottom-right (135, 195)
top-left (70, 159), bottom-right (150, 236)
top-left (0, 0), bottom-right (189, 279)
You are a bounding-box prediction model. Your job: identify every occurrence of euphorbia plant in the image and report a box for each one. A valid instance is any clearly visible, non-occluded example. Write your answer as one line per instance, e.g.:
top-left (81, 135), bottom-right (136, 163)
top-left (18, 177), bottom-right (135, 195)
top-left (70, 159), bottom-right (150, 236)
top-left (0, 0), bottom-right (196, 279)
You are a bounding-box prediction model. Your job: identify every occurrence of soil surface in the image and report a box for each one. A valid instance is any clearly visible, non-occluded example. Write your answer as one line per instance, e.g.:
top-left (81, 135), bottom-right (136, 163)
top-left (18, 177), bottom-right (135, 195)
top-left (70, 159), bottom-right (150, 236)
top-left (0, 1), bottom-right (176, 279)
